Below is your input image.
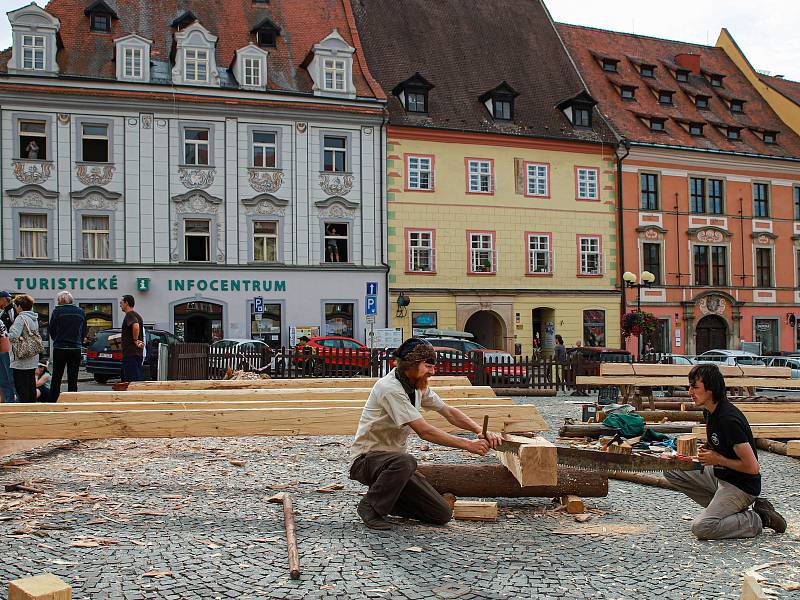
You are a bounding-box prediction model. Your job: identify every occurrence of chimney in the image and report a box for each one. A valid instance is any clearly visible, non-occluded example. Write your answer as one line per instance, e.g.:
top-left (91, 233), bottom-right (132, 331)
top-left (675, 53), bottom-right (701, 75)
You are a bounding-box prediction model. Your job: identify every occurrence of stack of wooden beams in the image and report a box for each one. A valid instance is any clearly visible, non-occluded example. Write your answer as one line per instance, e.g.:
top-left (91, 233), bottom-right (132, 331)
top-left (0, 376), bottom-right (550, 441)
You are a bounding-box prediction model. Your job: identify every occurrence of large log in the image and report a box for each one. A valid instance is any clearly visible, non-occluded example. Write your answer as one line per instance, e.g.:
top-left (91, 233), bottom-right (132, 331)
top-left (755, 439), bottom-right (788, 456)
top-left (599, 410), bottom-right (705, 423)
top-left (58, 385), bottom-right (493, 403)
top-left (0, 404), bottom-right (548, 440)
top-left (607, 471), bottom-right (673, 490)
top-left (559, 422), bottom-right (695, 438)
top-left (416, 464), bottom-right (608, 498)
top-left (128, 376), bottom-right (472, 391)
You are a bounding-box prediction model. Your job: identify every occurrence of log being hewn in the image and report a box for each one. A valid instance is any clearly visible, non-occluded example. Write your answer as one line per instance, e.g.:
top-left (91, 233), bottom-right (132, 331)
top-left (559, 422), bottom-right (694, 438)
top-left (128, 375), bottom-right (472, 391)
top-left (0, 404), bottom-right (548, 440)
top-left (494, 434), bottom-right (557, 487)
top-left (416, 464), bottom-right (608, 498)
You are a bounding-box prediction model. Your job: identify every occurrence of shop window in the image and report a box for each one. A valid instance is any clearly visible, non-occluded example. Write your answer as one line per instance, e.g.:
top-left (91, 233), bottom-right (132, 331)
top-left (324, 302), bottom-right (354, 337)
top-left (253, 220), bottom-right (278, 262)
top-left (412, 311), bottom-right (437, 336)
top-left (407, 230), bottom-right (435, 272)
top-left (324, 222), bottom-right (349, 263)
top-left (583, 310), bottom-right (606, 347)
top-left (251, 302), bottom-right (281, 348)
top-left (19, 213), bottom-right (48, 258)
top-left (184, 219), bottom-right (211, 262)
top-left (80, 303), bottom-right (113, 343)
top-left (81, 123), bottom-right (109, 162)
top-left (81, 215), bottom-right (110, 260)
top-left (184, 128), bottom-right (210, 166)
top-left (323, 135), bottom-right (347, 172)
top-left (19, 120), bottom-right (47, 160)
top-left (754, 318), bottom-right (778, 354)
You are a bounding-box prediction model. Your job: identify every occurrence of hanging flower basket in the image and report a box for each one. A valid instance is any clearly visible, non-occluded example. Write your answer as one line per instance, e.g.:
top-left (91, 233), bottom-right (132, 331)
top-left (621, 310), bottom-right (659, 339)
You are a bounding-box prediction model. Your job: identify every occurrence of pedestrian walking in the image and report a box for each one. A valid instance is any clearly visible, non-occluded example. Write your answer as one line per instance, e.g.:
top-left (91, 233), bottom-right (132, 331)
top-left (554, 334), bottom-right (566, 363)
top-left (0, 290), bottom-right (16, 331)
top-left (48, 291), bottom-right (86, 402)
top-left (0, 317), bottom-right (15, 402)
top-left (35, 363), bottom-right (51, 403)
top-left (8, 295), bottom-right (40, 403)
top-left (119, 294), bottom-right (145, 382)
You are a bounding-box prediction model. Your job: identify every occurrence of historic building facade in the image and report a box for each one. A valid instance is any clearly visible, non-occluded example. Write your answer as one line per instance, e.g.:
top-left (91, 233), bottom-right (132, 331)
top-left (353, 0), bottom-right (621, 354)
top-left (559, 24), bottom-right (800, 355)
top-left (0, 1), bottom-right (388, 348)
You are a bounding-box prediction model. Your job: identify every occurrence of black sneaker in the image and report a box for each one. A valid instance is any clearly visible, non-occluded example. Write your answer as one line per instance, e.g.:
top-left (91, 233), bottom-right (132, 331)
top-left (753, 498), bottom-right (787, 534)
top-left (357, 498), bottom-right (392, 530)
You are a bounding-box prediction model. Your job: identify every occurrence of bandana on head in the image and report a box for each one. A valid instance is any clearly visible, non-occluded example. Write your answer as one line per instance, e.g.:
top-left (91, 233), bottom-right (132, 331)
top-left (394, 337), bottom-right (436, 365)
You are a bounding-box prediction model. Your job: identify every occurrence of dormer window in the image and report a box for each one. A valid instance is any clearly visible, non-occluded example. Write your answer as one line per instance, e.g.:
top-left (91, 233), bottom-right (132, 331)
top-left (8, 3), bottom-right (60, 76)
top-left (763, 131), bottom-right (778, 144)
top-left (114, 34), bottom-right (152, 82)
top-left (730, 99), bottom-right (745, 113)
top-left (251, 17), bottom-right (281, 48)
top-left (557, 91), bottom-right (597, 129)
top-left (233, 43), bottom-right (268, 91)
top-left (727, 127), bottom-right (741, 141)
top-left (710, 74), bottom-right (724, 88)
top-left (675, 69), bottom-right (689, 82)
top-left (172, 22), bottom-right (220, 87)
top-left (574, 107), bottom-right (591, 127)
top-left (305, 29), bottom-right (356, 99)
top-left (601, 59), bottom-right (618, 72)
top-left (658, 90), bottom-right (674, 105)
top-left (479, 81), bottom-right (519, 121)
top-left (650, 118), bottom-right (666, 132)
top-left (185, 49), bottom-right (209, 82)
top-left (323, 58), bottom-right (345, 91)
top-left (84, 1), bottom-right (117, 33)
top-left (640, 64), bottom-right (655, 78)
top-left (22, 35), bottom-right (45, 70)
top-left (689, 123), bottom-right (704, 136)
top-left (695, 95), bottom-right (710, 109)
top-left (392, 72), bottom-right (434, 114)
top-left (91, 14), bottom-right (110, 32)
top-left (621, 86), bottom-right (636, 100)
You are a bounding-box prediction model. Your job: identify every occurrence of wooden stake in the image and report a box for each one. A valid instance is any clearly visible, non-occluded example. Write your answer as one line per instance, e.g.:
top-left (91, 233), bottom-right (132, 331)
top-left (267, 493), bottom-right (301, 580)
top-left (8, 574), bottom-right (71, 600)
top-left (453, 500), bottom-right (498, 522)
top-left (559, 495), bottom-right (585, 514)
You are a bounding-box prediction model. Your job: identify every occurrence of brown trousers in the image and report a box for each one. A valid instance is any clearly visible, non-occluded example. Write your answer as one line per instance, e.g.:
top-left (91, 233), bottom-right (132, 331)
top-left (349, 451), bottom-right (452, 525)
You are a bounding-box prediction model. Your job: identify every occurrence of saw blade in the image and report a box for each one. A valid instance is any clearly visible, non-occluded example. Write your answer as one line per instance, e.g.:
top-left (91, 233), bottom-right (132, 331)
top-left (556, 446), bottom-right (700, 473)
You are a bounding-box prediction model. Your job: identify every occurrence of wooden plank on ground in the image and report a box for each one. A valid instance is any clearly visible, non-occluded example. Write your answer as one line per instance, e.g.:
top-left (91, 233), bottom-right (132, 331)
top-left (0, 404), bottom-right (548, 440)
top-left (577, 376), bottom-right (799, 388)
top-left (693, 424), bottom-right (800, 439)
top-left (127, 375), bottom-right (472, 391)
top-left (598, 363), bottom-right (635, 376)
top-left (1, 397), bottom-right (515, 413)
top-left (599, 364), bottom-right (791, 378)
top-left (494, 434), bottom-right (557, 487)
top-left (8, 574), bottom-right (71, 600)
top-left (787, 441), bottom-right (800, 457)
top-left (452, 500), bottom-right (498, 522)
top-left (58, 385), bottom-right (493, 403)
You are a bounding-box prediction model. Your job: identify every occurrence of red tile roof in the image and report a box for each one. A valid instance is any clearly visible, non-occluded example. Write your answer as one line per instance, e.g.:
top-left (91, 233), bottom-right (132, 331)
top-left (761, 74), bottom-right (800, 107)
top-left (557, 23), bottom-right (800, 159)
top-left (1, 0), bottom-right (384, 99)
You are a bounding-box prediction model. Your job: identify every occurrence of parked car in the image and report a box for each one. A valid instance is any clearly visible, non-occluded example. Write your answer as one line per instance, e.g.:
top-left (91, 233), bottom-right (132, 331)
top-left (430, 347), bottom-right (476, 379)
top-left (695, 350), bottom-right (765, 367)
top-left (298, 336), bottom-right (371, 375)
top-left (468, 349), bottom-right (530, 385)
top-left (86, 328), bottom-right (181, 383)
top-left (650, 353), bottom-right (695, 366)
top-left (209, 339), bottom-right (273, 377)
top-left (419, 336), bottom-right (487, 353)
top-left (765, 356), bottom-right (800, 378)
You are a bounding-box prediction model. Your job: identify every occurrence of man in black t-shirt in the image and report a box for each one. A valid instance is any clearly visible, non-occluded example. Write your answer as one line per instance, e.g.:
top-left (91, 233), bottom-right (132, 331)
top-left (119, 294), bottom-right (145, 382)
top-left (664, 364), bottom-right (786, 539)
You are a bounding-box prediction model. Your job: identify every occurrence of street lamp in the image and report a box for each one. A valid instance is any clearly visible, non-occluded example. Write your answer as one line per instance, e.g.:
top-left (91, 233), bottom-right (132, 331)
top-left (623, 271), bottom-right (656, 311)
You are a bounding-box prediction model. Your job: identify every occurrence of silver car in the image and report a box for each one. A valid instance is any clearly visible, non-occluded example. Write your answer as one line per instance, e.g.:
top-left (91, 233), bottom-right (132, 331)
top-left (696, 350), bottom-right (765, 367)
top-left (765, 356), bottom-right (800, 379)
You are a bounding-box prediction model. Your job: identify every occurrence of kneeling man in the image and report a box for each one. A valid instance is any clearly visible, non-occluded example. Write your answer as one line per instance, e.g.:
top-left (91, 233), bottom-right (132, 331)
top-left (350, 338), bottom-right (501, 529)
top-left (665, 364), bottom-right (786, 539)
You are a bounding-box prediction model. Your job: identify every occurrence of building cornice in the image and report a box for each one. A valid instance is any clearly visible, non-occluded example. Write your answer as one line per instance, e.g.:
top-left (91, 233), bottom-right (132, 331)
top-left (625, 145), bottom-right (800, 177)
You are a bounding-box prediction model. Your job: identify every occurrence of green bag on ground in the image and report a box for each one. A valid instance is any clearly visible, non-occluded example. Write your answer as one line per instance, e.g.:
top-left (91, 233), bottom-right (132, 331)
top-left (602, 412), bottom-right (645, 438)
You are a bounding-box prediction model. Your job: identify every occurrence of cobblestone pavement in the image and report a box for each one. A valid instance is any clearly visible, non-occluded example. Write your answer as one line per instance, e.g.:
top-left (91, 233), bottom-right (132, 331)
top-left (2, 394), bottom-right (799, 599)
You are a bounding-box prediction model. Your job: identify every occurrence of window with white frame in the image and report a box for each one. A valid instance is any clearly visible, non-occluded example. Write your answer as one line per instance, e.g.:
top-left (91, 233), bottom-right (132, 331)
top-left (407, 156), bottom-right (432, 190)
top-left (252, 131), bottom-right (276, 168)
top-left (184, 48), bottom-right (209, 82)
top-left (576, 168), bottom-right (598, 200)
top-left (579, 236), bottom-right (602, 275)
top-left (123, 47), bottom-right (143, 79)
top-left (323, 58), bottom-right (345, 91)
top-left (526, 163), bottom-right (548, 197)
top-left (81, 215), bottom-right (110, 260)
top-left (469, 233), bottom-right (495, 273)
top-left (19, 213), bottom-right (48, 259)
top-left (243, 57), bottom-right (261, 87)
top-left (22, 35), bottom-right (45, 70)
top-left (468, 160), bottom-right (492, 193)
top-left (184, 219), bottom-right (211, 262)
top-left (184, 128), bottom-right (210, 165)
top-left (253, 220), bottom-right (278, 262)
top-left (408, 230), bottom-right (434, 272)
top-left (323, 136), bottom-right (347, 172)
top-left (18, 120), bottom-right (48, 160)
top-left (81, 123), bottom-right (109, 163)
top-left (528, 234), bottom-right (552, 274)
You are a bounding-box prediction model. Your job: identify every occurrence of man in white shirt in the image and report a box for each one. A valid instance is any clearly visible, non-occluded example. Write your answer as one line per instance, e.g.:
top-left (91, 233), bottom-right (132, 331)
top-left (349, 337), bottom-right (502, 529)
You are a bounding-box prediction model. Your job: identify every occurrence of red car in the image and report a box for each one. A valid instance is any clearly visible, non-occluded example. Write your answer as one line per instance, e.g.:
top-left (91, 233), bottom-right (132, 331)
top-left (468, 349), bottom-right (531, 385)
top-left (295, 336), bottom-right (371, 375)
top-left (430, 347), bottom-right (477, 379)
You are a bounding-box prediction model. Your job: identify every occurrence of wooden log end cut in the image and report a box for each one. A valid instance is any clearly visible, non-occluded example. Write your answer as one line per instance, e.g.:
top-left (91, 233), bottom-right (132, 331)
top-left (8, 573), bottom-right (72, 600)
top-left (453, 500), bottom-right (498, 522)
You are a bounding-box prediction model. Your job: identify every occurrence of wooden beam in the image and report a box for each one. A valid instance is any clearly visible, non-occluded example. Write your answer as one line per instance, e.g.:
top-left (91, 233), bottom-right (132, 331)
top-left (416, 464), bottom-right (608, 498)
top-left (1, 397), bottom-right (514, 413)
top-left (8, 574), bottom-right (71, 600)
top-left (787, 440), bottom-right (800, 457)
top-left (58, 385), bottom-right (494, 403)
top-left (452, 500), bottom-right (498, 522)
top-left (494, 434), bottom-right (557, 486)
top-left (599, 364), bottom-right (791, 378)
top-left (127, 375), bottom-right (473, 391)
top-left (740, 574), bottom-right (768, 600)
top-left (693, 424), bottom-right (800, 440)
top-left (578, 376), bottom-right (800, 388)
top-left (0, 404), bottom-right (548, 440)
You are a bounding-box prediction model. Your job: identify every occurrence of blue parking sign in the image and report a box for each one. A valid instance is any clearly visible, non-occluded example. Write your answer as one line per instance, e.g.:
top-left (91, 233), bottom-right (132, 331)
top-left (254, 296), bottom-right (264, 313)
top-left (365, 295), bottom-right (378, 316)
top-left (366, 281), bottom-right (378, 296)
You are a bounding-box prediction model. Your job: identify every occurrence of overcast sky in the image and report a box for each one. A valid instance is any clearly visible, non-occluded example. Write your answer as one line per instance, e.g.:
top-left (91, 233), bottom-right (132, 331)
top-left (0, 0), bottom-right (798, 81)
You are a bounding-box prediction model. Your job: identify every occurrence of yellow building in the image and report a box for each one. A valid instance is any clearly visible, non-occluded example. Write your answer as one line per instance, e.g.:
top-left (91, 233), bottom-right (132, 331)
top-left (352, 0), bottom-right (622, 354)
top-left (386, 127), bottom-right (621, 354)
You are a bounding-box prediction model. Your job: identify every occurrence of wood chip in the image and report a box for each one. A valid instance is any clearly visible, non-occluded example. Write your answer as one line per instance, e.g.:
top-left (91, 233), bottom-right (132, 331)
top-left (405, 546), bottom-right (423, 552)
top-left (315, 483), bottom-right (344, 493)
top-left (574, 514), bottom-right (592, 523)
top-left (552, 524), bottom-right (645, 536)
top-left (229, 459), bottom-right (246, 467)
top-left (142, 569), bottom-right (173, 578)
top-left (69, 540), bottom-right (100, 548)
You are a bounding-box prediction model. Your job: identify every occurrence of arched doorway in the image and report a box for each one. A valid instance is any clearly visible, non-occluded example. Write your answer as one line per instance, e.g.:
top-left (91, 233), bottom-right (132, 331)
top-left (695, 315), bottom-right (727, 355)
top-left (174, 301), bottom-right (224, 343)
top-left (465, 310), bottom-right (505, 350)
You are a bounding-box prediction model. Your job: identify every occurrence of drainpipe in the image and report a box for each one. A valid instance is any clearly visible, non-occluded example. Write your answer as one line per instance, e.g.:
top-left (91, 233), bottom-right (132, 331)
top-left (379, 117), bottom-right (390, 328)
top-left (616, 138), bottom-right (631, 319)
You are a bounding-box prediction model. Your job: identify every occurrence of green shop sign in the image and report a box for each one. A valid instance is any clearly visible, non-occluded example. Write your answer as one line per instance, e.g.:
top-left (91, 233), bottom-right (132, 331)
top-left (15, 276), bottom-right (119, 291)
top-left (168, 279), bottom-right (286, 292)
